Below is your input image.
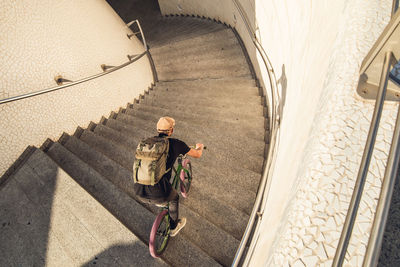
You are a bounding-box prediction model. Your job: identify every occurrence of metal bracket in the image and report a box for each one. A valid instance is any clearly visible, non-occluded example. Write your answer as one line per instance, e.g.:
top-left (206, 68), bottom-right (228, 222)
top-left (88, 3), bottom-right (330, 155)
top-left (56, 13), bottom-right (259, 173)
top-left (357, 53), bottom-right (399, 101)
top-left (54, 75), bottom-right (72, 85)
top-left (357, 10), bottom-right (400, 101)
top-left (127, 54), bottom-right (138, 61)
top-left (100, 64), bottom-right (115, 72)
top-left (127, 32), bottom-right (140, 39)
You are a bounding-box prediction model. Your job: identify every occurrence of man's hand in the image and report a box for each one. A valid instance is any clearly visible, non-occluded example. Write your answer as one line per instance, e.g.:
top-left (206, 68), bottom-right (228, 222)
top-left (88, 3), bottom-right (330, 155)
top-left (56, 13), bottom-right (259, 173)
top-left (187, 143), bottom-right (204, 158)
top-left (195, 143), bottom-right (204, 150)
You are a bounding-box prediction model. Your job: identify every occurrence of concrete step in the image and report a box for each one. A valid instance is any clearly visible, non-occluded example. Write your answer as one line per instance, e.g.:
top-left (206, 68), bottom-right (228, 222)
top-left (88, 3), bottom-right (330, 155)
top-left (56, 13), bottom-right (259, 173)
top-left (149, 24), bottom-right (226, 49)
top-left (147, 17), bottom-right (227, 48)
top-left (146, 88), bottom-right (263, 108)
top-left (111, 114), bottom-right (264, 173)
top-left (60, 135), bottom-right (243, 265)
top-left (0, 161), bottom-right (70, 266)
top-left (136, 101), bottom-right (265, 128)
top-left (137, 94), bottom-right (264, 121)
top-left (153, 43), bottom-right (246, 69)
top-left (93, 121), bottom-right (262, 194)
top-left (0, 148), bottom-right (167, 266)
top-left (86, 124), bottom-right (254, 231)
top-left (153, 80), bottom-right (260, 97)
top-left (122, 112), bottom-right (265, 173)
top-left (150, 28), bottom-right (236, 56)
top-left (78, 128), bottom-right (257, 216)
top-left (46, 141), bottom-right (221, 267)
top-left (139, 86), bottom-right (263, 114)
top-left (114, 112), bottom-right (266, 160)
top-left (152, 40), bottom-right (241, 67)
top-left (156, 77), bottom-right (257, 91)
top-left (157, 61), bottom-right (252, 81)
top-left (119, 107), bottom-right (266, 145)
top-left (128, 104), bottom-right (265, 135)
top-left (132, 100), bottom-right (263, 121)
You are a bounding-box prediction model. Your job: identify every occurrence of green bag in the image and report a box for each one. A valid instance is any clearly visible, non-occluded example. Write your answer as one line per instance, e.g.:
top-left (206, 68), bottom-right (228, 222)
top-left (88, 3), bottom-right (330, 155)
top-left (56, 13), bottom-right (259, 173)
top-left (133, 137), bottom-right (169, 185)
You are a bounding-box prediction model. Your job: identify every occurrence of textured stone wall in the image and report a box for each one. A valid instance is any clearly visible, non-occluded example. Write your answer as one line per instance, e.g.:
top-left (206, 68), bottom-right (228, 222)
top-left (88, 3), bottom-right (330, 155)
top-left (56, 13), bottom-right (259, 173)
top-left (0, 0), bottom-right (153, 176)
top-left (158, 0), bottom-right (397, 265)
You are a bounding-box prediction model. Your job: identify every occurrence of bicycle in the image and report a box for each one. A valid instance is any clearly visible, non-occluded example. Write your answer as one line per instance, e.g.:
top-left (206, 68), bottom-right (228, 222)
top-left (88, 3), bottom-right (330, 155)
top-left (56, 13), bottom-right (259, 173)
top-left (149, 154), bottom-right (192, 258)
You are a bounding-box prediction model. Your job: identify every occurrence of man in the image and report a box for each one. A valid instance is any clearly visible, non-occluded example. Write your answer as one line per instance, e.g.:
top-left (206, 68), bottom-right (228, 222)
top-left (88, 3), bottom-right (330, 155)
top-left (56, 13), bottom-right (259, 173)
top-left (134, 116), bottom-right (204, 236)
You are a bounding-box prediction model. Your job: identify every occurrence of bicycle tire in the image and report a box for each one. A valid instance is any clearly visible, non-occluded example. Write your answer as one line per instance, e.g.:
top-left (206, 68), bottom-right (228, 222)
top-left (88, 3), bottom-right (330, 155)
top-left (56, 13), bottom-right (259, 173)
top-left (180, 159), bottom-right (192, 198)
top-left (149, 210), bottom-right (170, 258)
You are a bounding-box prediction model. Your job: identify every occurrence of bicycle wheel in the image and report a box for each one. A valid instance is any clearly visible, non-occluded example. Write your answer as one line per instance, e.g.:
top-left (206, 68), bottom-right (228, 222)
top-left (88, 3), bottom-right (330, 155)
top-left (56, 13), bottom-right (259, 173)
top-left (180, 159), bottom-right (192, 198)
top-left (149, 210), bottom-right (170, 258)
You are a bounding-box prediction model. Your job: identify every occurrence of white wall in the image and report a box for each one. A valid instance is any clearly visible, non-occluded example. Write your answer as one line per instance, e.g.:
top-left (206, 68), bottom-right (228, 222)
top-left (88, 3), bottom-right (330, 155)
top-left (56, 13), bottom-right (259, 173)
top-left (0, 0), bottom-right (153, 177)
top-left (159, 0), bottom-right (396, 265)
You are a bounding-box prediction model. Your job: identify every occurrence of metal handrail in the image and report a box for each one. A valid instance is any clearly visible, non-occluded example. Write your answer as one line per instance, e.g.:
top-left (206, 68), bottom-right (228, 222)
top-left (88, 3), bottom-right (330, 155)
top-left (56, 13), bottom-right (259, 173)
top-left (393, 0), bottom-right (399, 16)
top-left (231, 0), bottom-right (281, 266)
top-left (332, 51), bottom-right (394, 267)
top-left (0, 20), bottom-right (148, 105)
top-left (363, 93), bottom-right (400, 266)
top-left (333, 2), bottom-right (400, 263)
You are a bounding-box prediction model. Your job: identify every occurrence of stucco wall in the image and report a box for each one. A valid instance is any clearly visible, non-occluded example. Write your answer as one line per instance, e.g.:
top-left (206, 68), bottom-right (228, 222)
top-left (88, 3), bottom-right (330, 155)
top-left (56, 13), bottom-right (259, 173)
top-left (158, 0), bottom-right (396, 266)
top-left (0, 0), bottom-right (153, 177)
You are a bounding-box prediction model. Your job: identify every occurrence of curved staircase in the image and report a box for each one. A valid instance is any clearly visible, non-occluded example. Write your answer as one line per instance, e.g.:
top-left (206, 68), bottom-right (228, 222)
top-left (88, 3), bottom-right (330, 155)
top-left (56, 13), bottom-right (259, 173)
top-left (0, 15), bottom-right (267, 266)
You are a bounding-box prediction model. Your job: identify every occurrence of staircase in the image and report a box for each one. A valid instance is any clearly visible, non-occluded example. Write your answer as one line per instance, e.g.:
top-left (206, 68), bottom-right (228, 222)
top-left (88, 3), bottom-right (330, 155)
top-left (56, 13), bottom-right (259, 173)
top-left (0, 15), bottom-right (267, 266)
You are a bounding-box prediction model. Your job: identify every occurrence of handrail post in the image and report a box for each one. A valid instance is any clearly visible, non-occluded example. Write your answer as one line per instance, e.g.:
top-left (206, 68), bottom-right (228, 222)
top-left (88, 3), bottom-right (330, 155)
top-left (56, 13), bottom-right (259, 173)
top-left (127, 20), bottom-right (147, 52)
top-left (230, 1), bottom-right (280, 266)
top-left (392, 0), bottom-right (399, 17)
top-left (363, 52), bottom-right (399, 267)
top-left (332, 51), bottom-right (393, 267)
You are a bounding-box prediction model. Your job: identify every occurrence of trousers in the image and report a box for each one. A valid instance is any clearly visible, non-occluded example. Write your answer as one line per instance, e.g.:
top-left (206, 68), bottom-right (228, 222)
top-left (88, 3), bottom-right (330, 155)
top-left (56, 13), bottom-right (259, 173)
top-left (137, 189), bottom-right (179, 229)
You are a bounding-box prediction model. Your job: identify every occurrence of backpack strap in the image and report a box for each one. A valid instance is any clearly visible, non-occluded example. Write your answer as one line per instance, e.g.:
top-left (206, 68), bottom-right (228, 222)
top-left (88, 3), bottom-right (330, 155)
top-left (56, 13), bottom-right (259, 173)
top-left (164, 138), bottom-right (171, 173)
top-left (133, 159), bottom-right (141, 183)
top-left (150, 161), bottom-right (156, 186)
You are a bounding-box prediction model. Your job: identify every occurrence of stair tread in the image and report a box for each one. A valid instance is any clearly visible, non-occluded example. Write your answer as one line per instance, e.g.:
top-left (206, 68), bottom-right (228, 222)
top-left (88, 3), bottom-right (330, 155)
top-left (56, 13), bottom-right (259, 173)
top-left (137, 96), bottom-right (264, 120)
top-left (146, 88), bottom-right (262, 104)
top-left (2, 13), bottom-right (269, 266)
top-left (149, 25), bottom-right (232, 50)
top-left (131, 103), bottom-right (264, 125)
top-left (156, 77), bottom-right (257, 88)
top-left (79, 128), bottom-right (257, 216)
top-left (151, 40), bottom-right (242, 64)
top-left (62, 135), bottom-right (244, 265)
top-left (118, 110), bottom-right (266, 145)
top-left (153, 47), bottom-right (248, 68)
top-left (152, 82), bottom-right (260, 97)
top-left (93, 121), bottom-right (262, 193)
top-left (104, 117), bottom-right (264, 173)
top-left (47, 141), bottom-right (221, 267)
top-left (118, 110), bottom-right (265, 158)
top-left (1, 148), bottom-right (167, 266)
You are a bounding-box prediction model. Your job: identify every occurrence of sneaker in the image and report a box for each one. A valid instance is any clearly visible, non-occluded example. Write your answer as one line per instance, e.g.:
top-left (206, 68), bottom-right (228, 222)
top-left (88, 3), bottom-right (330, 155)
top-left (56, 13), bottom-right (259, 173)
top-left (170, 218), bottom-right (187, 237)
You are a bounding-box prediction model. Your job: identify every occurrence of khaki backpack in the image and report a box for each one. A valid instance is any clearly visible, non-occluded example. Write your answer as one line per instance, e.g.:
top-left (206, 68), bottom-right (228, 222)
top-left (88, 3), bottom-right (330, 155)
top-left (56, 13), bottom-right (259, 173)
top-left (133, 136), bottom-right (170, 185)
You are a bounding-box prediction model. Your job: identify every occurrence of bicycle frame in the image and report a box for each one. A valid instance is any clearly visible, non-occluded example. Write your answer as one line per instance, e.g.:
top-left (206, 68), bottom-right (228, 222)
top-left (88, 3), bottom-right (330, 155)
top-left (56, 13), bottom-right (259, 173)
top-left (171, 155), bottom-right (187, 189)
top-left (149, 152), bottom-right (195, 258)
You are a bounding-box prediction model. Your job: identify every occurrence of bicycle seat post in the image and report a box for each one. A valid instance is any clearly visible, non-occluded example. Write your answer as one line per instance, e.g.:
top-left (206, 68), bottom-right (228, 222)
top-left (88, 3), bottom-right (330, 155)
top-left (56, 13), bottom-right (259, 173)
top-left (177, 154), bottom-right (183, 165)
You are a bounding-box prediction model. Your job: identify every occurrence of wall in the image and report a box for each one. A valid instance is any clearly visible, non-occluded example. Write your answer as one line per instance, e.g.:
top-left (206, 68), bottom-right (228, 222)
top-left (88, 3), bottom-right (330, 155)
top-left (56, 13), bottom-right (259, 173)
top-left (158, 0), bottom-right (396, 265)
top-left (0, 0), bottom-right (153, 177)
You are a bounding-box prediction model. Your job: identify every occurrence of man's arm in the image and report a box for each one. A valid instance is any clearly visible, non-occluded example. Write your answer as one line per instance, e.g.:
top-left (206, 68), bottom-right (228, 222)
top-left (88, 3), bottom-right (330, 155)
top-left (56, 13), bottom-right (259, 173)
top-left (186, 143), bottom-right (204, 158)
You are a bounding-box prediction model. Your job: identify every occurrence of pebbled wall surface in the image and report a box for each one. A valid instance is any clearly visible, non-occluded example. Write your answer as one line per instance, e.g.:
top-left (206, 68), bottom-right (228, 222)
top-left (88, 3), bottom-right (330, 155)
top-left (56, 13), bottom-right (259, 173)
top-left (263, 0), bottom-right (396, 265)
top-left (158, 0), bottom-right (398, 266)
top-left (0, 0), bottom-right (153, 177)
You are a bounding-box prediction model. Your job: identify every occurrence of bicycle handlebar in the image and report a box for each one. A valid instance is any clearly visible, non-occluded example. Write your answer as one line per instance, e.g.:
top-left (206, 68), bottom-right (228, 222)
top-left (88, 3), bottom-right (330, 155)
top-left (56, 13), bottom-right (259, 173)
top-left (190, 145), bottom-right (207, 150)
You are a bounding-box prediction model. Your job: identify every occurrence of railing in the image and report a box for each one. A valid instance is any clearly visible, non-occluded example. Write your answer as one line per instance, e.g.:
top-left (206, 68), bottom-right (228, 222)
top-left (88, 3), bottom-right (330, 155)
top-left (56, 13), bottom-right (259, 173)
top-left (0, 20), bottom-right (148, 105)
top-left (333, 5), bottom-right (400, 267)
top-left (393, 0), bottom-right (399, 16)
top-left (230, 0), bottom-right (281, 266)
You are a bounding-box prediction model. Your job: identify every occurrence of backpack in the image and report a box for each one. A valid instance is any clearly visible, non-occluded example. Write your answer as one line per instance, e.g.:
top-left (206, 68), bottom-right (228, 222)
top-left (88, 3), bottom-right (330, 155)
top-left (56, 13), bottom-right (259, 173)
top-left (133, 136), bottom-right (170, 185)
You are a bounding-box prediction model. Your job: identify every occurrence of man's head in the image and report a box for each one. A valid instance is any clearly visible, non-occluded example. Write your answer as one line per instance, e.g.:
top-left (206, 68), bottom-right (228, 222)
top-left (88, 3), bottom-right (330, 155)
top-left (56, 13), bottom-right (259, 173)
top-left (157, 116), bottom-right (175, 136)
